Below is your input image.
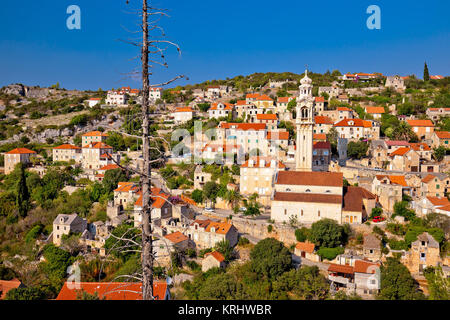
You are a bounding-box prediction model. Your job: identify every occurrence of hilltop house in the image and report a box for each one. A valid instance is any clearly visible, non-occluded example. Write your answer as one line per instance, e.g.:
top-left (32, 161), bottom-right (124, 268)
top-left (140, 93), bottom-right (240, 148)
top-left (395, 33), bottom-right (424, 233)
top-left (53, 144), bottom-right (82, 163)
top-left (4, 148), bottom-right (37, 175)
top-left (187, 219), bottom-right (239, 249)
top-left (52, 214), bottom-right (87, 246)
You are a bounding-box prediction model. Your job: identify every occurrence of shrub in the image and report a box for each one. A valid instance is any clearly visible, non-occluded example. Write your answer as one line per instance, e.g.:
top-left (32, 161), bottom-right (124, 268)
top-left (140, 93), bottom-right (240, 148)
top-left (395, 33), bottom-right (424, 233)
top-left (317, 247), bottom-right (345, 261)
top-left (295, 227), bottom-right (310, 242)
top-left (238, 237), bottom-right (250, 246)
top-left (186, 260), bottom-right (201, 272)
top-left (267, 225), bottom-right (273, 233)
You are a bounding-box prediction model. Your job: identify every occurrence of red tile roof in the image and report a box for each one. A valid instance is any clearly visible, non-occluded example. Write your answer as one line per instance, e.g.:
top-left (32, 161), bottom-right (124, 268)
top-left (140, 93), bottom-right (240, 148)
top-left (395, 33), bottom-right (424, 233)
top-left (365, 106), bottom-right (385, 114)
top-left (276, 171), bottom-right (343, 187)
top-left (435, 131), bottom-right (450, 139)
top-left (241, 156), bottom-right (285, 169)
top-left (273, 192), bottom-right (343, 205)
top-left (83, 142), bottom-right (113, 149)
top-left (205, 251), bottom-right (225, 262)
top-left (256, 94), bottom-right (273, 101)
top-left (295, 242), bottom-right (315, 253)
top-left (421, 174), bottom-right (436, 183)
top-left (54, 144), bottom-right (81, 150)
top-left (314, 116), bottom-right (333, 125)
top-left (277, 96), bottom-right (292, 103)
top-left (5, 148), bottom-right (36, 155)
top-left (406, 119), bottom-right (434, 127)
top-left (315, 96), bottom-right (325, 103)
top-left (99, 164), bottom-right (120, 171)
top-left (256, 113), bottom-right (277, 121)
top-left (426, 196), bottom-right (450, 207)
top-left (386, 140), bottom-right (410, 147)
top-left (337, 107), bottom-right (352, 111)
top-left (55, 282), bottom-right (168, 300)
top-left (114, 182), bottom-right (139, 193)
top-left (376, 175), bottom-right (408, 187)
top-left (410, 143), bottom-right (431, 151)
top-left (354, 260), bottom-right (380, 274)
top-left (313, 133), bottom-right (327, 141)
top-left (267, 131), bottom-right (289, 140)
top-left (82, 131), bottom-right (109, 137)
top-left (134, 188), bottom-right (169, 209)
top-left (328, 264), bottom-right (354, 274)
top-left (175, 107), bottom-right (193, 113)
top-left (0, 279), bottom-right (23, 299)
top-left (389, 147), bottom-right (411, 157)
top-left (164, 231), bottom-right (189, 244)
top-left (334, 118), bottom-right (372, 128)
top-left (205, 221), bottom-right (234, 235)
top-left (313, 141), bottom-right (331, 150)
top-left (219, 122), bottom-right (266, 131)
top-left (246, 93), bottom-right (260, 99)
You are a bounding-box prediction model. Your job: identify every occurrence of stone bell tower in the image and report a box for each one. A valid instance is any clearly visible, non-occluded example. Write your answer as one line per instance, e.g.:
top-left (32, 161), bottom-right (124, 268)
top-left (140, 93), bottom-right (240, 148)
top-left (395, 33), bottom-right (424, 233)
top-left (295, 69), bottom-right (314, 171)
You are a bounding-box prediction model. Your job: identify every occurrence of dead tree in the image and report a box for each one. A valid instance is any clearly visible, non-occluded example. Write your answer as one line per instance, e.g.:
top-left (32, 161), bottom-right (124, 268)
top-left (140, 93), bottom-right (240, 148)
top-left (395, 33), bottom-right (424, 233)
top-left (119, 0), bottom-right (185, 300)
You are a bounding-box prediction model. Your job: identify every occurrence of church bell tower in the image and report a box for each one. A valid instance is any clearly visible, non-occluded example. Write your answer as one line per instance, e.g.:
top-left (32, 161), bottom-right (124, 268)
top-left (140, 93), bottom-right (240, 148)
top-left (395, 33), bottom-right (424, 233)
top-left (295, 69), bottom-right (314, 171)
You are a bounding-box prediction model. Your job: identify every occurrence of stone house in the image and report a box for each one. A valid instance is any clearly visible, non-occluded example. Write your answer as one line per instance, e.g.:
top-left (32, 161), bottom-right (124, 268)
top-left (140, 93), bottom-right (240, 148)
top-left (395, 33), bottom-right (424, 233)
top-left (364, 106), bottom-right (385, 119)
top-left (402, 232), bottom-right (441, 274)
top-left (240, 157), bottom-right (286, 206)
top-left (4, 147), bottom-right (36, 175)
top-left (412, 196), bottom-right (450, 216)
top-left (173, 107), bottom-right (194, 124)
top-left (208, 103), bottom-right (234, 119)
top-left (81, 142), bottom-right (115, 171)
top-left (314, 115), bottom-right (334, 135)
top-left (430, 131), bottom-right (450, 148)
top-left (313, 141), bottom-right (331, 171)
top-left (354, 260), bottom-right (381, 296)
top-left (406, 119), bottom-right (435, 140)
top-left (334, 118), bottom-right (379, 141)
top-left (81, 131), bottom-right (108, 147)
top-left (388, 147), bottom-right (420, 172)
top-left (419, 174), bottom-right (450, 198)
top-left (133, 188), bottom-right (172, 227)
top-left (187, 219), bottom-right (239, 249)
top-left (254, 113), bottom-right (278, 130)
top-left (385, 75), bottom-right (406, 91)
top-left (361, 234), bottom-right (382, 262)
top-left (426, 107), bottom-right (450, 121)
top-left (53, 214), bottom-right (87, 246)
top-left (409, 143), bottom-right (432, 161)
top-left (294, 241), bottom-right (319, 262)
top-left (193, 166), bottom-right (212, 190)
top-left (52, 144), bottom-right (82, 163)
top-left (202, 251), bottom-right (226, 272)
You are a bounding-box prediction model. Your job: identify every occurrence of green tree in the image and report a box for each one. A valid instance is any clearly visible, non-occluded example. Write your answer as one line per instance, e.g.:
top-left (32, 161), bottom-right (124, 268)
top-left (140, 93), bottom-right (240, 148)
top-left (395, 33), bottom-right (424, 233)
top-left (308, 218), bottom-right (348, 248)
top-left (273, 266), bottom-right (329, 300)
top-left (203, 181), bottom-right (219, 205)
top-left (5, 287), bottom-right (48, 300)
top-left (423, 62), bottom-right (430, 81)
top-left (191, 189), bottom-right (204, 204)
top-left (432, 146), bottom-right (446, 162)
top-left (102, 168), bottom-right (127, 195)
top-left (347, 141), bottom-right (369, 159)
top-left (215, 240), bottom-right (233, 262)
top-left (424, 266), bottom-right (449, 300)
top-left (250, 238), bottom-right (292, 279)
top-left (393, 201), bottom-right (416, 221)
top-left (378, 258), bottom-right (425, 300)
top-left (295, 227), bottom-right (310, 242)
top-left (15, 163), bottom-right (30, 218)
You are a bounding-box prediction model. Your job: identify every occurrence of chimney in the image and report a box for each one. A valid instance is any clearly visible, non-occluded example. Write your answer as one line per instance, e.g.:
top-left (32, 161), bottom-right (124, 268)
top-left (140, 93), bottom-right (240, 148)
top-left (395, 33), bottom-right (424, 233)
top-left (260, 159), bottom-right (265, 167)
top-left (271, 159), bottom-right (276, 168)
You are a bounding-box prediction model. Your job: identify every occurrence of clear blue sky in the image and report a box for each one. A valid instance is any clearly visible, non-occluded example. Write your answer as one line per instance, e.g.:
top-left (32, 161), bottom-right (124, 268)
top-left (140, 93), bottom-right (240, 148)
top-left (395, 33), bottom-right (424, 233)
top-left (1, 0), bottom-right (449, 90)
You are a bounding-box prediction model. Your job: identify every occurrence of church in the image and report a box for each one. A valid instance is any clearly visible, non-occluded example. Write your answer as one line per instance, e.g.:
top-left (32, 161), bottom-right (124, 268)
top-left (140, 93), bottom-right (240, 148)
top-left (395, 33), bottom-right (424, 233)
top-left (270, 70), bottom-right (376, 225)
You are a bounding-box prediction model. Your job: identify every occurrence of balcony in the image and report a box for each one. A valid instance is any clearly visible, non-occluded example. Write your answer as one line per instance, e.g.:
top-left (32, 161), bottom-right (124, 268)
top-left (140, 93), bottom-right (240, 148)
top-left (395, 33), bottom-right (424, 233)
top-left (329, 275), bottom-right (352, 285)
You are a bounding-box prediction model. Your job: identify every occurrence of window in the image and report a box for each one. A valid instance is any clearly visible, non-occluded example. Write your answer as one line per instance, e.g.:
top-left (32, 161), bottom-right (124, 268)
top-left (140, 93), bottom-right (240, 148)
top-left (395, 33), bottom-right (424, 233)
top-left (318, 211), bottom-right (320, 217)
top-left (301, 209), bottom-right (303, 216)
top-left (284, 209), bottom-right (287, 215)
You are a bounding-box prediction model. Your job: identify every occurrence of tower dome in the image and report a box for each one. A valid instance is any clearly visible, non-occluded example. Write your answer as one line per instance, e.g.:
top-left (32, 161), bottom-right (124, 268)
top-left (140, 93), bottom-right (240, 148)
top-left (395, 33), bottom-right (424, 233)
top-left (300, 69), bottom-right (312, 85)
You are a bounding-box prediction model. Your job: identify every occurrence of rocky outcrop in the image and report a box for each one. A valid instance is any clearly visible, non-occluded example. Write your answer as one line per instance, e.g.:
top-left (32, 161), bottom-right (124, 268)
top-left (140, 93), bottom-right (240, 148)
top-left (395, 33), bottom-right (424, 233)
top-left (1, 84), bottom-right (26, 96)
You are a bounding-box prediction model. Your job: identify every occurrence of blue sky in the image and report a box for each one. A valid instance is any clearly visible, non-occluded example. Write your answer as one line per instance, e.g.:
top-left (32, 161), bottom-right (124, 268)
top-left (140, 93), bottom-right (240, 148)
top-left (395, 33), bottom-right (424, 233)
top-left (0, 0), bottom-right (449, 90)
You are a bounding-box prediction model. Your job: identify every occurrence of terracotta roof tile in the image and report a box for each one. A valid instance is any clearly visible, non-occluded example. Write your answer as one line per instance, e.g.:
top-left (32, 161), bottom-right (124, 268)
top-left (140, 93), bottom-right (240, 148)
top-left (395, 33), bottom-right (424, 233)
top-left (54, 144), bottom-right (81, 150)
top-left (276, 171), bottom-right (343, 187)
top-left (5, 148), bottom-right (36, 155)
top-left (328, 264), bottom-right (354, 274)
top-left (273, 192), bottom-right (342, 204)
top-left (295, 242), bottom-right (315, 253)
top-left (256, 113), bottom-right (277, 121)
top-left (406, 119), bottom-right (434, 127)
top-left (365, 106), bottom-right (385, 114)
top-left (314, 116), bottom-right (333, 125)
top-left (435, 131), bottom-right (450, 139)
top-left (267, 131), bottom-right (289, 140)
top-left (389, 147), bottom-right (411, 157)
top-left (426, 196), bottom-right (450, 207)
top-left (354, 260), bottom-right (380, 274)
top-left (164, 231), bottom-right (188, 244)
top-left (56, 282), bottom-right (168, 300)
top-left (219, 122), bottom-right (266, 131)
top-left (205, 251), bottom-right (225, 262)
top-left (82, 131), bottom-right (109, 137)
top-left (205, 221), bottom-right (234, 235)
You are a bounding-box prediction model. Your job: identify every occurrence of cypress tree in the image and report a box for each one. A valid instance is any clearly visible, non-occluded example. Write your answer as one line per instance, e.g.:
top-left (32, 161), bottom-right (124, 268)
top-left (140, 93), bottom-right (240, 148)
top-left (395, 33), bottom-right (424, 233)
top-left (16, 163), bottom-right (30, 218)
top-left (423, 62), bottom-right (430, 81)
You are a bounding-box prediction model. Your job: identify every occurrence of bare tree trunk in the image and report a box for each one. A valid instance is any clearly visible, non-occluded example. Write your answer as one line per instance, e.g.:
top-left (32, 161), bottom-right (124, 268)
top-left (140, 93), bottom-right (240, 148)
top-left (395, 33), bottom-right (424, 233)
top-left (141, 0), bottom-right (153, 300)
